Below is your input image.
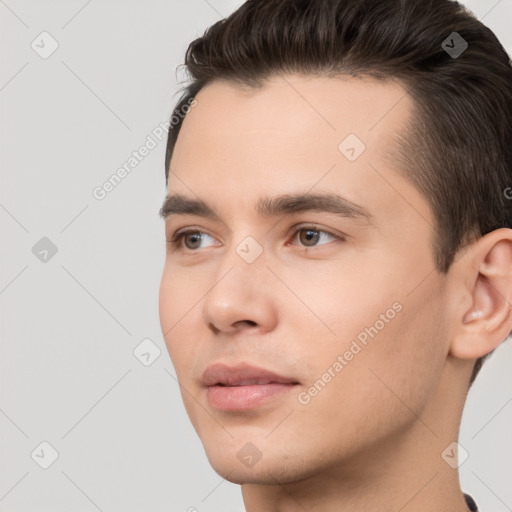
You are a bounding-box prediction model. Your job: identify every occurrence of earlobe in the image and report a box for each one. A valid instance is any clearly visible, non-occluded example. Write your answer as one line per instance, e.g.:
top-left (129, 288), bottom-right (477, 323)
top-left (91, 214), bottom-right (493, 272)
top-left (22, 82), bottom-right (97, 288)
top-left (450, 229), bottom-right (512, 360)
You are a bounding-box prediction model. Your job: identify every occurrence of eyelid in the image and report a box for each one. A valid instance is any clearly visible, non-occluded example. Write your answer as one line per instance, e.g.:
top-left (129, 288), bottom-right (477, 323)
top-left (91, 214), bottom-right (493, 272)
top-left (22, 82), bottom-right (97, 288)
top-left (166, 223), bottom-right (346, 252)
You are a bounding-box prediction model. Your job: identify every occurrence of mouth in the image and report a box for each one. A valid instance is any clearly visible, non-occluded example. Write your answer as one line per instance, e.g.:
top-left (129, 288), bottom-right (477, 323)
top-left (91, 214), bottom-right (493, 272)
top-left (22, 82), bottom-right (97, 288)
top-left (202, 362), bottom-right (300, 411)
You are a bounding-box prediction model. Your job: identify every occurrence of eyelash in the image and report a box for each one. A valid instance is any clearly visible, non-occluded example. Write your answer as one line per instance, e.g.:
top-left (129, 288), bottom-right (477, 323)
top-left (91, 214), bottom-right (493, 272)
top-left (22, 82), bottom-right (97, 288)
top-left (166, 224), bottom-right (345, 252)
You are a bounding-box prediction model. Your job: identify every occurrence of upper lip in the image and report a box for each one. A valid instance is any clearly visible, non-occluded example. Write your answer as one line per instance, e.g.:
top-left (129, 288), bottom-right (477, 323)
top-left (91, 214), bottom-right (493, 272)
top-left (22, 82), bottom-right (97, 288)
top-left (201, 362), bottom-right (299, 387)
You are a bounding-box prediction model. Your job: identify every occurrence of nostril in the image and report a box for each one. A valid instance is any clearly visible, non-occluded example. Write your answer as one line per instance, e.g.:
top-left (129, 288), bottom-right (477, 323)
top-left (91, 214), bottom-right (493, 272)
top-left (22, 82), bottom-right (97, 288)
top-left (208, 322), bottom-right (221, 335)
top-left (234, 320), bottom-right (258, 328)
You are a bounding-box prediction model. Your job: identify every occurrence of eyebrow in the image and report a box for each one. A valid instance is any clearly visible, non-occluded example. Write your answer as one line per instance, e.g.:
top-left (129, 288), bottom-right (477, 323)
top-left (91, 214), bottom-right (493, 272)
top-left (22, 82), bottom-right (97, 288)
top-left (159, 191), bottom-right (374, 225)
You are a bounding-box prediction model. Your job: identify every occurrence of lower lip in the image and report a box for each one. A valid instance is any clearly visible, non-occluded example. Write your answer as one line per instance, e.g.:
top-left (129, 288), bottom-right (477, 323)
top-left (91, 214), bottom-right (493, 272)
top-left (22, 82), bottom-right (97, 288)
top-left (206, 383), bottom-right (297, 411)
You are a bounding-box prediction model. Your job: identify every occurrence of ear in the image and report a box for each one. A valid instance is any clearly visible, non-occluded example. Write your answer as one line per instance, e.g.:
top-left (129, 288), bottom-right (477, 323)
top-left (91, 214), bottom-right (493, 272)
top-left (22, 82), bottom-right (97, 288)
top-left (449, 228), bottom-right (512, 360)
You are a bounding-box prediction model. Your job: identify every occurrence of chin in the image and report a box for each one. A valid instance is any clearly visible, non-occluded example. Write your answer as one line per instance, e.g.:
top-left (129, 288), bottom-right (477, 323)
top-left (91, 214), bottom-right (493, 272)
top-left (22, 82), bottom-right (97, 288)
top-left (201, 441), bottom-right (270, 481)
top-left (219, 467), bottom-right (266, 485)
top-left (202, 441), bottom-right (319, 487)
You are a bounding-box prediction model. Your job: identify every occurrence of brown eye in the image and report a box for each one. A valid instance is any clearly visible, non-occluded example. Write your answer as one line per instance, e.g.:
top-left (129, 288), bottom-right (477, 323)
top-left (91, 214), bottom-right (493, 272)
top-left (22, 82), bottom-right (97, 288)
top-left (182, 232), bottom-right (204, 250)
top-left (167, 230), bottom-right (215, 251)
top-left (299, 228), bottom-right (321, 246)
top-left (291, 225), bottom-right (341, 248)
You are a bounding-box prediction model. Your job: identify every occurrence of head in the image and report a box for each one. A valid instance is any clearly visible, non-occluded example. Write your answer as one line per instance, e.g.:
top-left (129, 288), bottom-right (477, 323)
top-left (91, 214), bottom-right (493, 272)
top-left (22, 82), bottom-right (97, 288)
top-left (159, 0), bottom-right (512, 486)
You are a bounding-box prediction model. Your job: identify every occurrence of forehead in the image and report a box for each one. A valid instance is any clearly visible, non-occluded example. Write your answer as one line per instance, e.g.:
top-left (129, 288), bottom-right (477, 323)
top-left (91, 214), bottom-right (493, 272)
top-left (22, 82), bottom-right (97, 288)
top-left (175, 73), bottom-right (412, 149)
top-left (167, 74), bottom-right (433, 231)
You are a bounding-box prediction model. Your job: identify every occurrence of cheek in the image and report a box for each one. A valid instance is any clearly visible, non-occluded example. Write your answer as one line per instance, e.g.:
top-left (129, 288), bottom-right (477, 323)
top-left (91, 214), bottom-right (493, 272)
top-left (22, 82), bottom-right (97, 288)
top-left (159, 274), bottom-right (204, 426)
top-left (158, 266), bottom-right (198, 366)
top-left (289, 289), bottom-right (447, 455)
top-left (278, 260), bottom-right (400, 355)
top-left (338, 278), bottom-right (448, 420)
top-left (295, 265), bottom-right (448, 415)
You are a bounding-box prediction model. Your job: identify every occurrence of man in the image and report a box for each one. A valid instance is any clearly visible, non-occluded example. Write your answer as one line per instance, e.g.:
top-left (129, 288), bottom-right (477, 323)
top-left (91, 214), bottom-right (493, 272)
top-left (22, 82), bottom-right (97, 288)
top-left (158, 0), bottom-right (512, 510)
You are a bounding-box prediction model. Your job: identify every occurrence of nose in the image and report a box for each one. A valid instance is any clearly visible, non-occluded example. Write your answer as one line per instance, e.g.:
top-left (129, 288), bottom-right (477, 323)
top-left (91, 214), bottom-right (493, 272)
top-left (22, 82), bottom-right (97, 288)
top-left (202, 258), bottom-right (278, 336)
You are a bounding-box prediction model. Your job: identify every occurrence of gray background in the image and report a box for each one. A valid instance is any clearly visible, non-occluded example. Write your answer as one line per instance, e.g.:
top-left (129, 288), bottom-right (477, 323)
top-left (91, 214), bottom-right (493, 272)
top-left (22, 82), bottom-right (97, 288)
top-left (1, 0), bottom-right (511, 511)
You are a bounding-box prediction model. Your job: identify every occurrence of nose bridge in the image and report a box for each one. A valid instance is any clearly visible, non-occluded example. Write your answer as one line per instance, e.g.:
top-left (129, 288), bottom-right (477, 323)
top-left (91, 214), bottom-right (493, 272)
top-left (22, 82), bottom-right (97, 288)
top-left (201, 234), bottom-right (274, 333)
top-left (208, 234), bottom-right (268, 303)
top-left (215, 224), bottom-right (268, 279)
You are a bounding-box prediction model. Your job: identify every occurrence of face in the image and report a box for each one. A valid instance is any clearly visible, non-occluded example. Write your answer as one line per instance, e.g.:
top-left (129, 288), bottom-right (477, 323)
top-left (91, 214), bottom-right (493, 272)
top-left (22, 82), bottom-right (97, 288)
top-left (159, 74), bottom-right (451, 484)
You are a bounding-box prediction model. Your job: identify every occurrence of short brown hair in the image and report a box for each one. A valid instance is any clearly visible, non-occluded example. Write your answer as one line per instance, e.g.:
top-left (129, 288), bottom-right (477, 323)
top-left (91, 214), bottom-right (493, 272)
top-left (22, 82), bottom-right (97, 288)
top-left (164, 0), bottom-right (512, 383)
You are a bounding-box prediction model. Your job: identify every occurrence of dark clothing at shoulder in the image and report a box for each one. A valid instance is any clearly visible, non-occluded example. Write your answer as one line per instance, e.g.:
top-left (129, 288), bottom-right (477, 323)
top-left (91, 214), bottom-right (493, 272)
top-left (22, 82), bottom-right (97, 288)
top-left (464, 493), bottom-right (478, 511)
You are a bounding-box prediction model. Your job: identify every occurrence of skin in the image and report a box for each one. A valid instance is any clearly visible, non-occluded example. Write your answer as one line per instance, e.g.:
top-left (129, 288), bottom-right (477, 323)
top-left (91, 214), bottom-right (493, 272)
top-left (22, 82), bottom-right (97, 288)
top-left (159, 74), bottom-right (512, 512)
